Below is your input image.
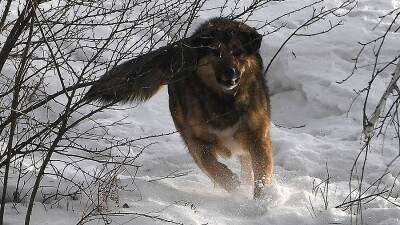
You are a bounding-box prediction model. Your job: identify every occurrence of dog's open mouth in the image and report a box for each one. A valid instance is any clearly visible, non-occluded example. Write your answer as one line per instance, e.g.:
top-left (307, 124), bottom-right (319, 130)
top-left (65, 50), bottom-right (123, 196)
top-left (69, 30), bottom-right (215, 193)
top-left (220, 78), bottom-right (239, 90)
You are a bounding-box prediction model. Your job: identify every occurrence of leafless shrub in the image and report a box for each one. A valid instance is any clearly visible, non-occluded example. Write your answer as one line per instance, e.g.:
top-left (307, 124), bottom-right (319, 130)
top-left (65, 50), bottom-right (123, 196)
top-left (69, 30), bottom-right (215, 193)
top-left (306, 162), bottom-right (332, 219)
top-left (335, 7), bottom-right (400, 225)
top-left (0, 0), bottom-right (357, 224)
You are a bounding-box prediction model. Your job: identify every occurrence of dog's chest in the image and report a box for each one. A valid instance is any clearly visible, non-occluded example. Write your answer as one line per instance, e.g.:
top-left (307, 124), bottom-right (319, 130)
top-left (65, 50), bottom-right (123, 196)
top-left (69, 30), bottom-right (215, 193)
top-left (208, 119), bottom-right (246, 156)
top-left (201, 94), bottom-right (245, 129)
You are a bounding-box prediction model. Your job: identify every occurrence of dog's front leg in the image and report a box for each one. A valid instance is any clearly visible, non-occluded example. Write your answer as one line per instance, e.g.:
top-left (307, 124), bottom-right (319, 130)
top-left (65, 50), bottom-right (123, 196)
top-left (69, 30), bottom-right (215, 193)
top-left (187, 136), bottom-right (240, 192)
top-left (248, 133), bottom-right (273, 199)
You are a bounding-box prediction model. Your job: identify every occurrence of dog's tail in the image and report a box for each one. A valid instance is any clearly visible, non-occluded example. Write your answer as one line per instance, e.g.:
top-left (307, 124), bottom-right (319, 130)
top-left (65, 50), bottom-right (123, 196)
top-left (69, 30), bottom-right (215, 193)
top-left (85, 37), bottom-right (199, 103)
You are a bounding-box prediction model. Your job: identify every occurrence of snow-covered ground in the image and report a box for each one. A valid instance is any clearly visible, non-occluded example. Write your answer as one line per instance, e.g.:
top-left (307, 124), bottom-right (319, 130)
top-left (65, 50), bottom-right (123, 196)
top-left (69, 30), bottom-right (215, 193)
top-left (3, 0), bottom-right (400, 224)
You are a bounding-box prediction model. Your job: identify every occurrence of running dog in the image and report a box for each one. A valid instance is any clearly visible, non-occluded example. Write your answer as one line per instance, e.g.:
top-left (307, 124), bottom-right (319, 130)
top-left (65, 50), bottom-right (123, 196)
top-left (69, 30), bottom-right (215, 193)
top-left (85, 18), bottom-right (272, 198)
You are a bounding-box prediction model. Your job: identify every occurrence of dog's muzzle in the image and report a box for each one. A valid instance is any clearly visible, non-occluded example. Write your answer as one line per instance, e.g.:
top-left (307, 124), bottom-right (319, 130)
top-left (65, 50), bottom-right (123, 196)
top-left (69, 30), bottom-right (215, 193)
top-left (220, 68), bottom-right (240, 90)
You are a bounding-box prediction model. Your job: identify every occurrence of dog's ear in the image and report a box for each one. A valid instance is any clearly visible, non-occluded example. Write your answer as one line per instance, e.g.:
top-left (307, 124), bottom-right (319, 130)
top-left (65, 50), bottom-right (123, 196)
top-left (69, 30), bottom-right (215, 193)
top-left (188, 30), bottom-right (217, 50)
top-left (85, 38), bottom-right (199, 103)
top-left (240, 29), bottom-right (262, 53)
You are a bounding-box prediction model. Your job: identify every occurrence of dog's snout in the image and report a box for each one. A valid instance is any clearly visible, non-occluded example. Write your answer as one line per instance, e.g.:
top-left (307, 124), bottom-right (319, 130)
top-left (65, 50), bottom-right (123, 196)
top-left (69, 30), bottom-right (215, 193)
top-left (223, 68), bottom-right (238, 81)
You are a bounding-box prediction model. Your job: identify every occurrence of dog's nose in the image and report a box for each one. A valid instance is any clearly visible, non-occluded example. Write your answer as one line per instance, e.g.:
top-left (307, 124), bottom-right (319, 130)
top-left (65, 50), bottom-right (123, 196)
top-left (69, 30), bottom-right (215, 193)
top-left (223, 68), bottom-right (238, 80)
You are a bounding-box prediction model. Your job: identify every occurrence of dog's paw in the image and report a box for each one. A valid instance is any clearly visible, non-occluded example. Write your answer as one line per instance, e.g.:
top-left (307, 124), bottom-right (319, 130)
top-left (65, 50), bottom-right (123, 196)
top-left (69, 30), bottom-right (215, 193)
top-left (253, 182), bottom-right (264, 199)
top-left (253, 177), bottom-right (272, 199)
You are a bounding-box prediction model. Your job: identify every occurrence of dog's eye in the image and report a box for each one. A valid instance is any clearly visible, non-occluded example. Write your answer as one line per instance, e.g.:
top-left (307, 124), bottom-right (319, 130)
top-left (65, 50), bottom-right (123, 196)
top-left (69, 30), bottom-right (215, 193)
top-left (231, 48), bottom-right (243, 56)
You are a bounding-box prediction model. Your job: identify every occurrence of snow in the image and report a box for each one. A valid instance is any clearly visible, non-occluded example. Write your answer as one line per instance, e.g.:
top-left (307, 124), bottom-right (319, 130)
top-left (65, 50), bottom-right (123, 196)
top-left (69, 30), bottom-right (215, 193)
top-left (2, 0), bottom-right (400, 224)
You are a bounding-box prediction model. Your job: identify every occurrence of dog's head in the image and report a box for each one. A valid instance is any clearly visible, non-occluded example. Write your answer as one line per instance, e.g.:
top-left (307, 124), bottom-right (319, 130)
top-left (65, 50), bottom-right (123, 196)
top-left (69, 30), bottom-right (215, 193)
top-left (193, 18), bottom-right (262, 94)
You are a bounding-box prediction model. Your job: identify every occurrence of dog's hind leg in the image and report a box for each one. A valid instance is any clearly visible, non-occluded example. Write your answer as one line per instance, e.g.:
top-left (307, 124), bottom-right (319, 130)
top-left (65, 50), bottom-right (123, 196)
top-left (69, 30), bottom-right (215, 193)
top-left (187, 137), bottom-right (240, 192)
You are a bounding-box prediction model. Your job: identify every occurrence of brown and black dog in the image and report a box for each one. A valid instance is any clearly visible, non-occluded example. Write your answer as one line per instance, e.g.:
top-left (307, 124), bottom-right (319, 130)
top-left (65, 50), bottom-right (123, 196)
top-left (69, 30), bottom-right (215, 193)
top-left (85, 18), bottom-right (272, 198)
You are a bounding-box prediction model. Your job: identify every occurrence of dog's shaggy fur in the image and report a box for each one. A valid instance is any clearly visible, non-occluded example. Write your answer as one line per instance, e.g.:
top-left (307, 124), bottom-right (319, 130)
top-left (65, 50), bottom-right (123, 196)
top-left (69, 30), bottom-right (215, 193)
top-left (85, 18), bottom-right (272, 198)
